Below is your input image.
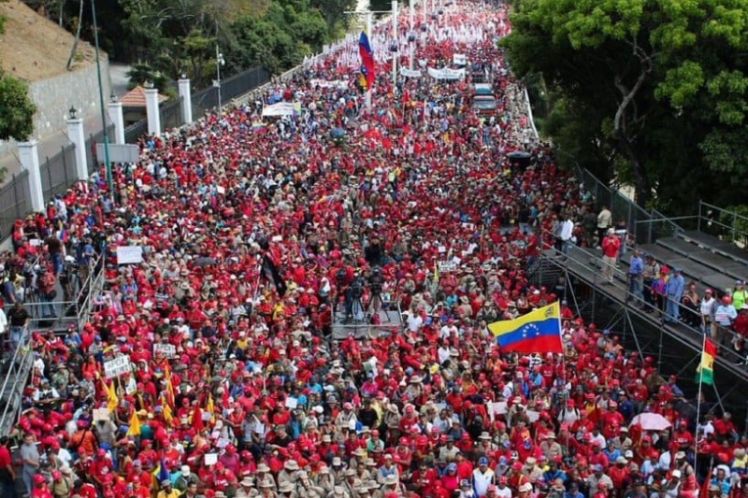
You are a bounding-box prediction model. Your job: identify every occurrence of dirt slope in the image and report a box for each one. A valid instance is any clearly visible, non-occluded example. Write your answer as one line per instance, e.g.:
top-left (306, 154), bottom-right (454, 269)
top-left (0, 0), bottom-right (96, 81)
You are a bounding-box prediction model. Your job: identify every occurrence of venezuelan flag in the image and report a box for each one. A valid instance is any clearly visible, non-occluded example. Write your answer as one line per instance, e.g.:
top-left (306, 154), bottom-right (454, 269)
top-left (696, 337), bottom-right (716, 385)
top-left (488, 302), bottom-right (564, 354)
top-left (359, 32), bottom-right (375, 89)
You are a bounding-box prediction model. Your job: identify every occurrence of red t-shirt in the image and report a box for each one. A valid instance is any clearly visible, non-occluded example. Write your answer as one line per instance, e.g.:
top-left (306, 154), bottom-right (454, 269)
top-left (0, 445), bottom-right (11, 469)
top-left (602, 236), bottom-right (621, 258)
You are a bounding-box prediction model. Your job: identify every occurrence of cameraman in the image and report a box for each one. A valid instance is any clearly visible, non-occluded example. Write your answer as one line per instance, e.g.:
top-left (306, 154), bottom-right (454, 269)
top-left (344, 269), bottom-right (365, 323)
top-left (369, 267), bottom-right (385, 313)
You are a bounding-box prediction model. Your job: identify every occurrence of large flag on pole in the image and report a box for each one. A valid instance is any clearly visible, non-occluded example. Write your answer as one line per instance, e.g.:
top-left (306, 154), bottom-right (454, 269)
top-left (696, 337), bottom-right (717, 385)
top-left (359, 32), bottom-right (375, 90)
top-left (488, 302), bottom-right (564, 354)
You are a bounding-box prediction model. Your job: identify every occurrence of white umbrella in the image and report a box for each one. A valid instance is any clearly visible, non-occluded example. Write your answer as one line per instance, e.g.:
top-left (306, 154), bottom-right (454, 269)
top-left (630, 412), bottom-right (672, 431)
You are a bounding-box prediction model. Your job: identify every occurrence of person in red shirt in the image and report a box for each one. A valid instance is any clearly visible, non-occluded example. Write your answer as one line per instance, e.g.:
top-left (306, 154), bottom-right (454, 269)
top-left (713, 412), bottom-right (738, 442)
top-left (601, 229), bottom-right (621, 284)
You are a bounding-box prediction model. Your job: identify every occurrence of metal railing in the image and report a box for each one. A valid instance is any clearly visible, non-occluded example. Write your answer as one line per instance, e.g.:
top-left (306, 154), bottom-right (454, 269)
top-left (0, 253), bottom-right (105, 436)
top-left (537, 236), bottom-right (748, 367)
top-left (18, 254), bottom-right (105, 332)
top-left (0, 334), bottom-right (35, 435)
top-left (698, 201), bottom-right (748, 248)
top-left (331, 300), bottom-right (404, 340)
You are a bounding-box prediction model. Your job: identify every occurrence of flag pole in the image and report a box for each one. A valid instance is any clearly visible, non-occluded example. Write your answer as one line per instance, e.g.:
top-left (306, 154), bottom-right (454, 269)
top-left (366, 12), bottom-right (373, 111)
top-left (694, 333), bottom-right (705, 482)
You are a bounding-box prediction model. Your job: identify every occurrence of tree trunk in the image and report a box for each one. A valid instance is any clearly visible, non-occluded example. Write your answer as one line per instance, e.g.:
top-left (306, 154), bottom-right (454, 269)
top-left (66, 0), bottom-right (84, 71)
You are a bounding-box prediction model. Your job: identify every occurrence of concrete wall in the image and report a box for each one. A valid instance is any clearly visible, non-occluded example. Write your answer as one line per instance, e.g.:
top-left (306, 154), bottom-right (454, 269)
top-left (0, 57), bottom-right (111, 160)
top-left (28, 56), bottom-right (111, 139)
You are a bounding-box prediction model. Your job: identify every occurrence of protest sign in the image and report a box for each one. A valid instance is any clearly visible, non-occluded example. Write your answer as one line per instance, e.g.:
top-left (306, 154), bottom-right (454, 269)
top-left (116, 246), bottom-right (143, 265)
top-left (104, 355), bottom-right (131, 379)
top-left (153, 343), bottom-right (176, 358)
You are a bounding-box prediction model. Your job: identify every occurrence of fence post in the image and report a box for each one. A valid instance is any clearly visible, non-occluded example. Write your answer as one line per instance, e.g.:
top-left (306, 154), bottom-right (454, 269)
top-left (46, 157), bottom-right (53, 200)
top-left (697, 201), bottom-right (702, 233)
top-left (62, 145), bottom-right (69, 187)
top-left (178, 77), bottom-right (193, 125)
top-left (11, 174), bottom-right (21, 219)
top-left (648, 217), bottom-right (653, 245)
top-left (66, 110), bottom-right (89, 181)
top-left (17, 141), bottom-right (45, 212)
top-left (108, 97), bottom-right (126, 144)
top-left (144, 84), bottom-right (162, 137)
top-left (733, 211), bottom-right (738, 243)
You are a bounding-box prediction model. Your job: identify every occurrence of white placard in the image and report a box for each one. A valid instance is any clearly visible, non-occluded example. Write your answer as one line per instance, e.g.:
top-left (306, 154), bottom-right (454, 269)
top-left (526, 410), bottom-right (540, 423)
top-left (104, 355), bottom-right (132, 379)
top-left (216, 186), bottom-right (226, 195)
top-left (117, 246), bottom-right (143, 265)
top-left (204, 453), bottom-right (218, 466)
top-left (488, 402), bottom-right (507, 421)
top-left (427, 67), bottom-right (466, 80)
top-left (285, 397), bottom-right (299, 410)
top-left (96, 143), bottom-right (140, 164)
top-left (400, 67), bottom-right (423, 78)
top-left (437, 261), bottom-right (458, 273)
top-left (153, 343), bottom-right (176, 358)
top-left (93, 408), bottom-right (111, 422)
top-left (310, 79), bottom-right (349, 89)
top-left (29, 238), bottom-right (43, 247)
top-left (453, 54), bottom-right (467, 66)
top-left (262, 102), bottom-right (302, 117)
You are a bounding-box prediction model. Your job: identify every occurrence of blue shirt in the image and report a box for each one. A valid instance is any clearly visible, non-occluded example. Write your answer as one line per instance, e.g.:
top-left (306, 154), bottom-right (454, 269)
top-left (666, 274), bottom-right (685, 298)
top-left (629, 256), bottom-right (643, 276)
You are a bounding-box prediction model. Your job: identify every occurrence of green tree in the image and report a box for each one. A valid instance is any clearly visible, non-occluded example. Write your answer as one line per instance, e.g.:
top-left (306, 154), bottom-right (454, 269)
top-left (0, 8), bottom-right (36, 142)
top-left (503, 0), bottom-right (748, 212)
top-left (0, 72), bottom-right (36, 141)
top-left (229, 0), bottom-right (329, 74)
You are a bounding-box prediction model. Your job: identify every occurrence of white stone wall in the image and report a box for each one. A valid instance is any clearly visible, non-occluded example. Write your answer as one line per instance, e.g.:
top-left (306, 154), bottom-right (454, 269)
top-left (0, 57), bottom-right (111, 160)
top-left (28, 57), bottom-right (111, 139)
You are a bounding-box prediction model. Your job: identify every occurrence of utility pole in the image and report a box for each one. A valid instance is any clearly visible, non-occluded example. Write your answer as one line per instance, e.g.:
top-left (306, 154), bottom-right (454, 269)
top-left (409, 0), bottom-right (415, 70)
top-left (392, 0), bottom-right (398, 88)
top-left (91, 0), bottom-right (113, 199)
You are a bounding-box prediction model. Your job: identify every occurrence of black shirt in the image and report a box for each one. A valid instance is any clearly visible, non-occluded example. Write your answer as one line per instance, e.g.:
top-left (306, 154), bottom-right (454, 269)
top-left (7, 306), bottom-right (29, 327)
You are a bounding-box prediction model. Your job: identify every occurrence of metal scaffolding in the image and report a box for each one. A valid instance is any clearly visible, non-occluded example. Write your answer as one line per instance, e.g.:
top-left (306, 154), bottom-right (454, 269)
top-left (529, 244), bottom-right (748, 421)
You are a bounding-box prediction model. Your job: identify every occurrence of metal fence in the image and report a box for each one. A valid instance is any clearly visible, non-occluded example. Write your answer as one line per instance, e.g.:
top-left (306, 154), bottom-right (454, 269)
top-left (698, 201), bottom-right (748, 247)
top-left (191, 67), bottom-right (271, 121)
top-left (0, 171), bottom-right (31, 239)
top-left (40, 143), bottom-right (77, 201)
top-left (124, 119), bottom-right (148, 145)
top-left (121, 67), bottom-right (271, 145)
top-left (86, 125), bottom-right (116, 175)
top-left (160, 96), bottom-right (183, 131)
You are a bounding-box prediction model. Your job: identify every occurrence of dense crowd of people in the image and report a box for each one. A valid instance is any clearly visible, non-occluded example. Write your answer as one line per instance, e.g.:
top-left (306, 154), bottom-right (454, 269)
top-left (0, 2), bottom-right (746, 498)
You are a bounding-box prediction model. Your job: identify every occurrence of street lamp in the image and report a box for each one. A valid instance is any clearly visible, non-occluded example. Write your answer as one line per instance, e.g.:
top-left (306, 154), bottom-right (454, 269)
top-left (215, 46), bottom-right (225, 112)
top-left (68, 106), bottom-right (78, 120)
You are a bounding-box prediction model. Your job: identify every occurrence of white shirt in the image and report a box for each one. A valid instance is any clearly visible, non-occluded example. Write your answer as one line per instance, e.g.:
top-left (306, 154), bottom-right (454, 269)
top-left (560, 220), bottom-right (574, 241)
top-left (407, 314), bottom-right (423, 332)
top-left (658, 451), bottom-right (672, 470)
top-left (700, 297), bottom-right (716, 317)
top-left (438, 346), bottom-right (451, 364)
top-left (495, 485), bottom-right (513, 498)
top-left (473, 468), bottom-right (495, 496)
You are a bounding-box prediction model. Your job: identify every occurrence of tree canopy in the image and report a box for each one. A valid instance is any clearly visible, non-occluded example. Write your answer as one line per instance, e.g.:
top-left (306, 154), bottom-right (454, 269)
top-left (503, 0), bottom-right (748, 213)
top-left (113, 0), bottom-right (350, 88)
top-left (0, 5), bottom-right (36, 142)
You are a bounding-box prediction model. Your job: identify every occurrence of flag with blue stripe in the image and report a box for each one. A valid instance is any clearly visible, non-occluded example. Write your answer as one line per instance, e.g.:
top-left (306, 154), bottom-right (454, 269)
top-left (488, 302), bottom-right (564, 354)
